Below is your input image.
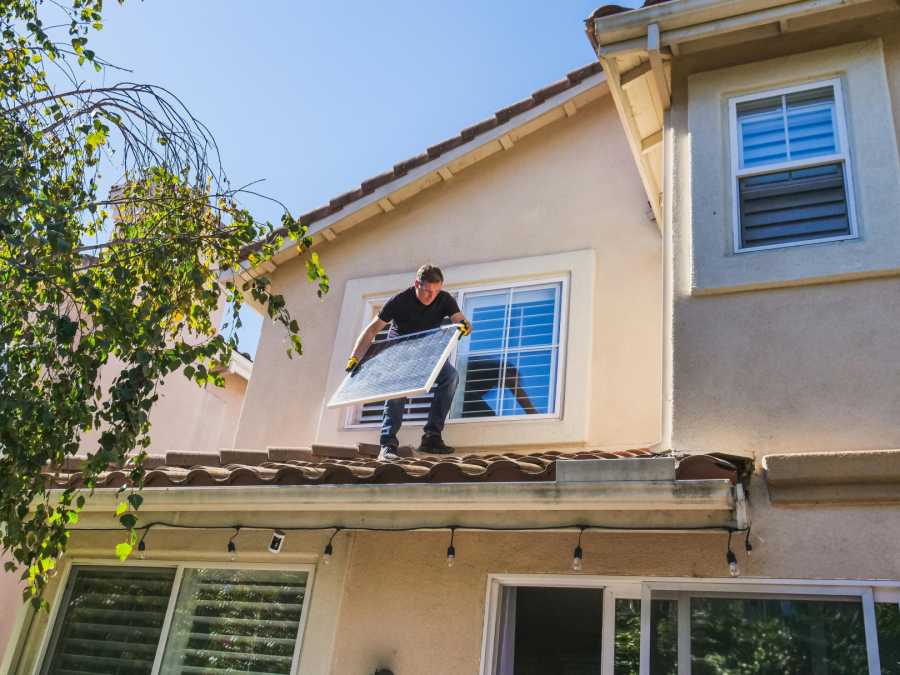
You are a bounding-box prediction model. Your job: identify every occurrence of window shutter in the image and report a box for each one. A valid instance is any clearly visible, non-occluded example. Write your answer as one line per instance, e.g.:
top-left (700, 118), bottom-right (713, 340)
top-left (41, 566), bottom-right (176, 675)
top-left (739, 162), bottom-right (851, 249)
top-left (159, 568), bottom-right (308, 675)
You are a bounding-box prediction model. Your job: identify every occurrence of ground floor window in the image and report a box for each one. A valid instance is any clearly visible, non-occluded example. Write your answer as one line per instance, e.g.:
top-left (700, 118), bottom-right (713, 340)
top-left (484, 578), bottom-right (900, 675)
top-left (38, 563), bottom-right (312, 675)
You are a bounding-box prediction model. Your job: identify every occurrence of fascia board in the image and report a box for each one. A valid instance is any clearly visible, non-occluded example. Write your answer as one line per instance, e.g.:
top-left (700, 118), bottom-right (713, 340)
top-left (61, 479), bottom-right (733, 514)
top-left (592, 0), bottom-right (805, 46)
top-left (235, 73), bottom-right (608, 281)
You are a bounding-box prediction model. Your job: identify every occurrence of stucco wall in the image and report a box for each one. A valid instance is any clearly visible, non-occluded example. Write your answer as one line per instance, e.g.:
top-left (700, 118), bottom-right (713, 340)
top-left (0, 558), bottom-right (23, 664)
top-left (666, 16), bottom-right (900, 455)
top-left (234, 96), bottom-right (662, 453)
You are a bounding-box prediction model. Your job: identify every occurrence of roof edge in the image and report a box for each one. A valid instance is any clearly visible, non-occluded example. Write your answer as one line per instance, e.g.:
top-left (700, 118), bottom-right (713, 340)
top-left (236, 65), bottom-right (608, 280)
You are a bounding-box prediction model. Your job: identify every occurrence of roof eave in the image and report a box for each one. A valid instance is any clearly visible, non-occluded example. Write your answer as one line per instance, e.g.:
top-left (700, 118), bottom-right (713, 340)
top-left (61, 478), bottom-right (736, 530)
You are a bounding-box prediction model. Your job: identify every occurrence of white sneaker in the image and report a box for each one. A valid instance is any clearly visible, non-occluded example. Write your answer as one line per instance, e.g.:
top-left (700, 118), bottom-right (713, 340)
top-left (378, 446), bottom-right (400, 461)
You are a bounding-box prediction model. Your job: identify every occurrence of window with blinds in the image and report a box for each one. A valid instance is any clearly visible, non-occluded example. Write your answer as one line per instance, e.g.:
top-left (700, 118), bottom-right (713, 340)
top-left (159, 568), bottom-right (308, 675)
top-left (41, 566), bottom-right (177, 675)
top-left (732, 81), bottom-right (856, 251)
top-left (40, 566), bottom-right (310, 675)
top-left (451, 282), bottom-right (563, 420)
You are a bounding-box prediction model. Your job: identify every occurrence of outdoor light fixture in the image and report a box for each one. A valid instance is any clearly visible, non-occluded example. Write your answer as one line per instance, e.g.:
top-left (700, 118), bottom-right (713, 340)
top-left (137, 533), bottom-right (147, 560)
top-left (268, 529), bottom-right (286, 554)
top-left (227, 527), bottom-right (240, 561)
top-left (446, 528), bottom-right (456, 568)
top-left (572, 527), bottom-right (585, 571)
top-left (322, 528), bottom-right (340, 565)
top-left (744, 528), bottom-right (753, 557)
top-left (726, 532), bottom-right (739, 577)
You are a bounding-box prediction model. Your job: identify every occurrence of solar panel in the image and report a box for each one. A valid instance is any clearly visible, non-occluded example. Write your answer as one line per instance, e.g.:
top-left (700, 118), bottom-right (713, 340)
top-left (327, 325), bottom-right (461, 408)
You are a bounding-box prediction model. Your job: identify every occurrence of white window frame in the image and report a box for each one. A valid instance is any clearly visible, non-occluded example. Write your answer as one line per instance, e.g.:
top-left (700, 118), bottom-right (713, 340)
top-left (32, 558), bottom-right (316, 675)
top-left (729, 77), bottom-right (859, 253)
top-left (343, 275), bottom-right (569, 429)
top-left (480, 574), bottom-right (900, 675)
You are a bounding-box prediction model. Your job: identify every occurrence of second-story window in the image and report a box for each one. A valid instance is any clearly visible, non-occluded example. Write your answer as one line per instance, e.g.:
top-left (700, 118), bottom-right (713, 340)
top-left (451, 281), bottom-right (564, 420)
top-left (730, 79), bottom-right (857, 252)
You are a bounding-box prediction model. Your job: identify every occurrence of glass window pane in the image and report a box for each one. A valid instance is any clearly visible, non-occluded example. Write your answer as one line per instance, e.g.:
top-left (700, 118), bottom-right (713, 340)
top-left (877, 603), bottom-right (900, 675)
top-left (512, 587), bottom-right (602, 675)
top-left (41, 566), bottom-right (176, 675)
top-left (691, 596), bottom-right (868, 674)
top-left (506, 287), bottom-right (558, 350)
top-left (613, 598), bottom-right (677, 675)
top-left (159, 568), bottom-right (308, 675)
top-left (453, 283), bottom-right (561, 419)
top-left (786, 88), bottom-right (836, 161)
top-left (501, 349), bottom-right (554, 416)
top-left (738, 96), bottom-right (787, 169)
top-left (460, 352), bottom-right (505, 417)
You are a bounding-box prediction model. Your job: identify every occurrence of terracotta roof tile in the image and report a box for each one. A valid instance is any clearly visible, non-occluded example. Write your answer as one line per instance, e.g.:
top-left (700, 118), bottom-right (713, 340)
top-left (239, 63), bottom-right (604, 259)
top-left (44, 447), bottom-right (748, 491)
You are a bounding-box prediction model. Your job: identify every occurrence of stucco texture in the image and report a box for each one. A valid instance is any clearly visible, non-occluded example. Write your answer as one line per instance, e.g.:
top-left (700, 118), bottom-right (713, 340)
top-left (666, 18), bottom-right (900, 455)
top-left (234, 96), bottom-right (662, 453)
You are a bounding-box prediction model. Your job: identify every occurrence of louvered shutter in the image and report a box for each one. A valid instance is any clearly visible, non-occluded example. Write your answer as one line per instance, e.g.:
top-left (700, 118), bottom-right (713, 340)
top-left (158, 568), bottom-right (308, 675)
top-left (41, 566), bottom-right (176, 675)
top-left (739, 162), bottom-right (851, 248)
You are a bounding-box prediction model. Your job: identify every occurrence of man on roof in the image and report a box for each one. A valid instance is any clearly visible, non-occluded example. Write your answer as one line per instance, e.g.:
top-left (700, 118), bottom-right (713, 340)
top-left (347, 264), bottom-right (471, 461)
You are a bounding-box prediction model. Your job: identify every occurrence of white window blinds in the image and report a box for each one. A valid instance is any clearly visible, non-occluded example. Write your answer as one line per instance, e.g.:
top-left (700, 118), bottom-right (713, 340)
top-left (158, 568), bottom-right (308, 675)
top-left (41, 566), bottom-right (177, 675)
top-left (40, 566), bottom-right (310, 675)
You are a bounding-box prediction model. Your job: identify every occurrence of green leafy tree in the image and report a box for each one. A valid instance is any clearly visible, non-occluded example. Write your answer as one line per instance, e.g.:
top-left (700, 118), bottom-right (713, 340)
top-left (0, 0), bottom-right (328, 605)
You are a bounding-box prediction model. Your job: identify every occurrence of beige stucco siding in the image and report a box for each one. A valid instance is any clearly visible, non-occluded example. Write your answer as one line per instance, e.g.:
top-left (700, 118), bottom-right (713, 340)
top-left (234, 96), bottom-right (662, 452)
top-left (666, 18), bottom-right (900, 455)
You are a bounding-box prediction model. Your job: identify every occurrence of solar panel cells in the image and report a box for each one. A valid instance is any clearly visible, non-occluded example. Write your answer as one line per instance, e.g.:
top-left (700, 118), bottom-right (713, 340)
top-left (327, 325), bottom-right (460, 408)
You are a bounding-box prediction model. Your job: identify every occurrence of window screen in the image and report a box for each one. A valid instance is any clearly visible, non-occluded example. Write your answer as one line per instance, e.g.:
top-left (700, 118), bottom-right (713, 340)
top-left (41, 566), bottom-right (176, 675)
top-left (452, 283), bottom-right (562, 419)
top-left (733, 83), bottom-right (853, 250)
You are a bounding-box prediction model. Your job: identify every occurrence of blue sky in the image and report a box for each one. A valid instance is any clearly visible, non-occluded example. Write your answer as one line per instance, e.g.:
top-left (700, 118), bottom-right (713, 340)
top-left (88, 1), bottom-right (637, 357)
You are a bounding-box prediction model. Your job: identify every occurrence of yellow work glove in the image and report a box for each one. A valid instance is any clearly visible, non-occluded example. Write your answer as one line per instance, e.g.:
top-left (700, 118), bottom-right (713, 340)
top-left (457, 319), bottom-right (472, 337)
top-left (345, 355), bottom-right (360, 372)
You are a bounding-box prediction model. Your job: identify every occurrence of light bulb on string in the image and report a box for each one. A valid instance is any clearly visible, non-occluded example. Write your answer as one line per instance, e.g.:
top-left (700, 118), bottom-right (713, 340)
top-left (446, 528), bottom-right (456, 568)
top-left (322, 528), bottom-right (339, 565)
top-left (571, 527), bottom-right (586, 572)
top-left (744, 528), bottom-right (753, 557)
top-left (726, 531), bottom-right (739, 577)
top-left (137, 534), bottom-right (147, 560)
top-left (227, 527), bottom-right (240, 561)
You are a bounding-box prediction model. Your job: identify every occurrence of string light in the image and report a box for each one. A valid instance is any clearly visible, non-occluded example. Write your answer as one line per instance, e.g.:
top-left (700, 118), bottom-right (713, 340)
top-left (137, 532), bottom-right (147, 560)
top-left (84, 521), bottom-right (753, 571)
top-left (572, 527), bottom-right (585, 571)
top-left (726, 531), bottom-right (739, 577)
top-left (322, 528), bottom-right (339, 565)
top-left (227, 527), bottom-right (240, 561)
top-left (446, 528), bottom-right (456, 568)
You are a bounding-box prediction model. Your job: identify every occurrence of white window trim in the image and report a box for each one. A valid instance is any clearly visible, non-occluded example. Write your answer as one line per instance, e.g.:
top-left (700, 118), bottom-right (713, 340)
top-left (343, 275), bottom-right (570, 429)
top-left (31, 558), bottom-right (317, 675)
top-left (480, 573), bottom-right (900, 675)
top-left (728, 77), bottom-right (859, 254)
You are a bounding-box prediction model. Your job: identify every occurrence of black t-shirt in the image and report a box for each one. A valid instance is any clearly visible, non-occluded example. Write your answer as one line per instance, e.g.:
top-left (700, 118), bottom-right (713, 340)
top-left (378, 287), bottom-right (460, 337)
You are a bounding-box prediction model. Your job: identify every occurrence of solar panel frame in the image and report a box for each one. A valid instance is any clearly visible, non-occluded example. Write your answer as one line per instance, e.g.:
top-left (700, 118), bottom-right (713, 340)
top-left (327, 324), bottom-right (461, 408)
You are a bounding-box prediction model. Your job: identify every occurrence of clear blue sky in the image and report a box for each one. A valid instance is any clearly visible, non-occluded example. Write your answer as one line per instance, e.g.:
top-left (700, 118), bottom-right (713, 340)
top-left (89, 1), bottom-right (638, 357)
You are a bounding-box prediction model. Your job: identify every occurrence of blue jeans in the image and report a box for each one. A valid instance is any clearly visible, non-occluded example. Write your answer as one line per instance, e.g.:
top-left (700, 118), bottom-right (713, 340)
top-left (380, 362), bottom-right (459, 447)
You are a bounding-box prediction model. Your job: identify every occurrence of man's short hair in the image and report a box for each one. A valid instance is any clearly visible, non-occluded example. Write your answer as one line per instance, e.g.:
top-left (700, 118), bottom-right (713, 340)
top-left (416, 264), bottom-right (444, 284)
